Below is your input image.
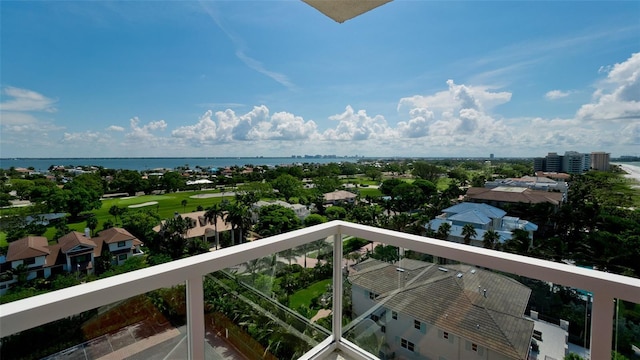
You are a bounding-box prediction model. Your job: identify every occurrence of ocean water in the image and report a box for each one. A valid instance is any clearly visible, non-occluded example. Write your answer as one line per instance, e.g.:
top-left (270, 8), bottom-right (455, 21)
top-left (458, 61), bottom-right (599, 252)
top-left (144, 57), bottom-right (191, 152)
top-left (0, 157), bottom-right (364, 172)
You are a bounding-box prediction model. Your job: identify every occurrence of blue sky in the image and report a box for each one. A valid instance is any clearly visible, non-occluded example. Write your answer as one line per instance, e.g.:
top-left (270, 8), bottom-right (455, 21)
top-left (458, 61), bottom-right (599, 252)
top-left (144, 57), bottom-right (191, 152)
top-left (1, 1), bottom-right (639, 158)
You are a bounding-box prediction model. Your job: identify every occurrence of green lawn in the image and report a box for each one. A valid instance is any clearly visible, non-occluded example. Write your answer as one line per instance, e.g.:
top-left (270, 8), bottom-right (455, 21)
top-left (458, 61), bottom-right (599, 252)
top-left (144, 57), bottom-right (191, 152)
top-left (0, 232), bottom-right (7, 249)
top-left (358, 188), bottom-right (381, 198)
top-left (1, 190), bottom-right (231, 244)
top-left (288, 279), bottom-right (331, 310)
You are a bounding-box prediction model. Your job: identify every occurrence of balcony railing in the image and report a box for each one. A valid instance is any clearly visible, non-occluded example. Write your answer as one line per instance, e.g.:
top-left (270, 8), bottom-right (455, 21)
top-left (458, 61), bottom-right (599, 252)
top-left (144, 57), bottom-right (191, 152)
top-left (2, 221), bottom-right (639, 359)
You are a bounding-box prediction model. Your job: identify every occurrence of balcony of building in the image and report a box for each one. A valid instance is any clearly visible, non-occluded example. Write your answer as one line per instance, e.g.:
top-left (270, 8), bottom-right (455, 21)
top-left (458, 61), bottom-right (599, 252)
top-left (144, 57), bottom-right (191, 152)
top-left (1, 221), bottom-right (639, 360)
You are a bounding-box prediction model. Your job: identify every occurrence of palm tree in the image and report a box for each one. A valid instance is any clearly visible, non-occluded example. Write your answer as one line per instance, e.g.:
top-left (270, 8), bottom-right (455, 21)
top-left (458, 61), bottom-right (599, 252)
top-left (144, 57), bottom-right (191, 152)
top-left (85, 215), bottom-right (98, 237)
top-left (483, 229), bottom-right (500, 250)
top-left (436, 222), bottom-right (452, 240)
top-left (204, 203), bottom-right (223, 249)
top-left (389, 213), bottom-right (411, 232)
top-left (109, 205), bottom-right (121, 225)
top-left (462, 224), bottom-right (477, 245)
top-left (504, 229), bottom-right (532, 254)
top-left (224, 203), bottom-right (251, 245)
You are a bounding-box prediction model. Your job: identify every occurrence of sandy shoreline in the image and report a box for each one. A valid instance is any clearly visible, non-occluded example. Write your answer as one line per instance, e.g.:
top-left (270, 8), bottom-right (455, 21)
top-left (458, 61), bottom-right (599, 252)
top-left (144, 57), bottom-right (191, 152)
top-left (613, 163), bottom-right (640, 183)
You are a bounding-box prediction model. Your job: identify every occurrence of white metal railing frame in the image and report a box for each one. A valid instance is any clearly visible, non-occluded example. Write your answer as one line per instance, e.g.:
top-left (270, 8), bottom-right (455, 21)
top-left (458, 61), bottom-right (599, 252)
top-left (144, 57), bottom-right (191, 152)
top-left (0, 220), bottom-right (639, 360)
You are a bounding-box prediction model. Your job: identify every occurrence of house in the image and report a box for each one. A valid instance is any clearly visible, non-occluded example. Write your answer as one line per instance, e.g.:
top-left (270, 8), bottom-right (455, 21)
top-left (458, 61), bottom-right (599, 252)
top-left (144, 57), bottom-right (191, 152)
top-left (91, 227), bottom-right (144, 266)
top-left (348, 258), bottom-right (535, 360)
top-left (152, 211), bottom-right (232, 246)
top-left (426, 202), bottom-right (538, 247)
top-left (4, 236), bottom-right (64, 287)
top-left (0, 228), bottom-right (144, 294)
top-left (323, 190), bottom-right (357, 205)
top-left (58, 231), bottom-right (97, 274)
top-left (464, 186), bottom-right (565, 208)
top-left (251, 200), bottom-right (310, 222)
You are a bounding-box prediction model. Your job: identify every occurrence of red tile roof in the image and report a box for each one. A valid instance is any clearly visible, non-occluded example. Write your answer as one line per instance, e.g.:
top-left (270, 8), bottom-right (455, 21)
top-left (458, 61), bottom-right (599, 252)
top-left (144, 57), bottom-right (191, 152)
top-left (58, 231), bottom-right (96, 253)
top-left (6, 236), bottom-right (50, 262)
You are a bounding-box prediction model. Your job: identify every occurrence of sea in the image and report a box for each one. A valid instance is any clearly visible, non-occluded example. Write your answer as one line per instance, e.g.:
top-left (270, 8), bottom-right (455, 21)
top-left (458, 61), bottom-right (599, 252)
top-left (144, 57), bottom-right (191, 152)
top-left (0, 157), bottom-right (367, 172)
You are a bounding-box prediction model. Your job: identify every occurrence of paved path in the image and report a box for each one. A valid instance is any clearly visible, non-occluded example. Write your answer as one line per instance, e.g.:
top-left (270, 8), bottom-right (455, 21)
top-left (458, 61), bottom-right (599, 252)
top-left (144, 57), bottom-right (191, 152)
top-left (311, 309), bottom-right (332, 323)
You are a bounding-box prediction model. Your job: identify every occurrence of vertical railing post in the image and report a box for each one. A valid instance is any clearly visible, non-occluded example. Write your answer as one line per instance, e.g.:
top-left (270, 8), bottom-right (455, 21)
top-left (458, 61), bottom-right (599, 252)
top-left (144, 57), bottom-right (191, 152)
top-left (186, 276), bottom-right (205, 360)
top-left (333, 231), bottom-right (343, 344)
top-left (590, 292), bottom-right (614, 360)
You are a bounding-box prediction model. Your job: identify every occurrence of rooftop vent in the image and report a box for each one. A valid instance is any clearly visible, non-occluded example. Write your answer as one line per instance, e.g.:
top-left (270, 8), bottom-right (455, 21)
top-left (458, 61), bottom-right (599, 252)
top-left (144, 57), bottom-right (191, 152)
top-left (456, 273), bottom-right (463, 278)
top-left (471, 269), bottom-right (477, 274)
top-left (438, 267), bottom-right (448, 272)
top-left (396, 267), bottom-right (405, 272)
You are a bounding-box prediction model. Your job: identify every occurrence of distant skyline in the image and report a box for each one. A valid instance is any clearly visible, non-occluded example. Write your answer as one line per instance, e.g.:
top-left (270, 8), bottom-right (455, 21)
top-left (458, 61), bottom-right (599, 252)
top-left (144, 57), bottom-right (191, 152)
top-left (1, 1), bottom-right (639, 158)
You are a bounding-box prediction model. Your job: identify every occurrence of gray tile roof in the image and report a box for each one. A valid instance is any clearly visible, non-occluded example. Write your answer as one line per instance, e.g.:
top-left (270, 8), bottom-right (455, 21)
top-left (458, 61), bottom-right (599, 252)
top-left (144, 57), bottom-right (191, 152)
top-left (349, 259), bottom-right (534, 359)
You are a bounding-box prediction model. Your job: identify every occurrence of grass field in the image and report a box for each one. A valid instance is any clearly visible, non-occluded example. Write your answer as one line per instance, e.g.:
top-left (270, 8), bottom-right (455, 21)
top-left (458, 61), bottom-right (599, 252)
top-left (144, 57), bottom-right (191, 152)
top-left (2, 190), bottom-right (233, 245)
top-left (288, 279), bottom-right (331, 310)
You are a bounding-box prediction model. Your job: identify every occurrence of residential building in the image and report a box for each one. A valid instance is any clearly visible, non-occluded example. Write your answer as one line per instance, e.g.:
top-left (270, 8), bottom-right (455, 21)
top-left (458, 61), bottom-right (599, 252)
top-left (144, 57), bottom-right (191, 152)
top-left (4, 236), bottom-right (64, 286)
top-left (91, 227), bottom-right (144, 266)
top-left (0, 228), bottom-right (143, 294)
top-left (533, 151), bottom-right (592, 174)
top-left (251, 200), bottom-right (310, 222)
top-left (152, 211), bottom-right (232, 244)
top-left (426, 202), bottom-right (538, 246)
top-left (464, 186), bottom-right (565, 208)
top-left (485, 176), bottom-right (568, 196)
top-left (563, 151), bottom-right (589, 174)
top-left (591, 151), bottom-right (611, 171)
top-left (58, 231), bottom-right (97, 274)
top-left (348, 258), bottom-right (535, 360)
top-left (323, 190), bottom-right (357, 205)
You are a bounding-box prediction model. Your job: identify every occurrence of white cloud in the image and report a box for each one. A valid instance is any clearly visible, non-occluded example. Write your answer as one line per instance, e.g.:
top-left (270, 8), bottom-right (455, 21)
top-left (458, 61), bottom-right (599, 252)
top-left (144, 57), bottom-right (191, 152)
top-left (107, 125), bottom-right (125, 132)
top-left (200, 3), bottom-right (295, 91)
top-left (171, 110), bottom-right (219, 143)
top-left (125, 117), bottom-right (167, 142)
top-left (61, 131), bottom-right (108, 144)
top-left (172, 106), bottom-right (319, 144)
top-left (0, 86), bottom-right (57, 112)
top-left (1, 120), bottom-right (63, 135)
top-left (394, 80), bottom-right (514, 148)
top-left (396, 108), bottom-right (434, 138)
top-left (398, 80), bottom-right (511, 113)
top-left (620, 122), bottom-right (640, 145)
top-left (323, 106), bottom-right (395, 141)
top-left (577, 52), bottom-right (640, 121)
top-left (545, 90), bottom-right (572, 100)
top-left (248, 111), bottom-right (319, 140)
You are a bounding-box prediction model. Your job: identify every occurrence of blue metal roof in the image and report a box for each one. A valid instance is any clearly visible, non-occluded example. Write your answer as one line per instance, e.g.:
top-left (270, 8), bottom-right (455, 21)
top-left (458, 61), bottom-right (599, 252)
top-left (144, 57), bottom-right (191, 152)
top-left (449, 209), bottom-right (492, 225)
top-left (442, 202), bottom-right (506, 219)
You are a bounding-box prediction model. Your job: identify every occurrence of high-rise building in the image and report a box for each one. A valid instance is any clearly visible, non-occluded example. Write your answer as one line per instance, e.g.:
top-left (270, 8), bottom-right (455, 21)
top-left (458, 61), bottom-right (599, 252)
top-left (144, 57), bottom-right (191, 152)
top-left (533, 157), bottom-right (545, 172)
top-left (591, 152), bottom-right (610, 171)
top-left (563, 151), bottom-right (585, 174)
top-left (545, 152), bottom-right (561, 172)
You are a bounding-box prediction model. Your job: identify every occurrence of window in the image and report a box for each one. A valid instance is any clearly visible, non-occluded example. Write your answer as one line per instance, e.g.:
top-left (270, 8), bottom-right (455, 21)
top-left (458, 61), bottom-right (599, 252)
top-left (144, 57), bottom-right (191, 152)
top-left (117, 241), bottom-right (126, 248)
top-left (443, 331), bottom-right (449, 340)
top-left (401, 338), bottom-right (415, 352)
top-left (24, 258), bottom-right (36, 265)
top-left (381, 325), bottom-right (386, 333)
top-left (414, 320), bottom-right (421, 329)
top-left (118, 254), bottom-right (127, 261)
top-left (371, 314), bottom-right (379, 322)
top-left (392, 311), bottom-right (398, 320)
top-left (369, 291), bottom-right (378, 300)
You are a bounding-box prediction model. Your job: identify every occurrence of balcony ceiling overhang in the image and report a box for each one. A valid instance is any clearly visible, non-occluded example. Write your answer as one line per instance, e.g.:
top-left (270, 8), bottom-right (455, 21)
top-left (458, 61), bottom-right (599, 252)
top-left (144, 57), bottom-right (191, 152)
top-left (302, 0), bottom-right (392, 23)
